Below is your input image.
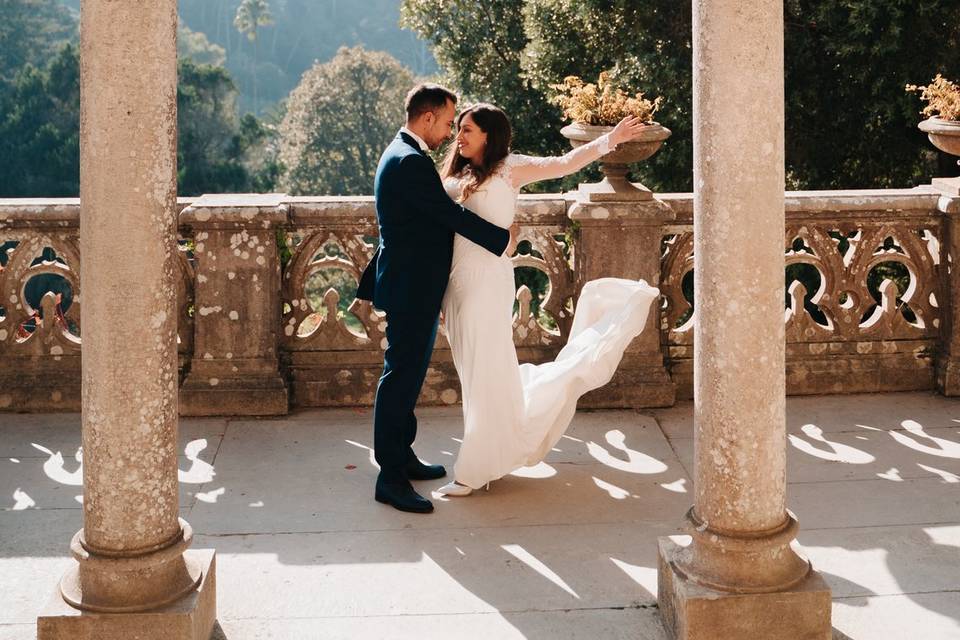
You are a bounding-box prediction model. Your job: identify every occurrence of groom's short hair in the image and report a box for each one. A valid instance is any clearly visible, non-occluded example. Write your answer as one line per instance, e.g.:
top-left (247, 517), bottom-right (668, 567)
top-left (405, 83), bottom-right (457, 120)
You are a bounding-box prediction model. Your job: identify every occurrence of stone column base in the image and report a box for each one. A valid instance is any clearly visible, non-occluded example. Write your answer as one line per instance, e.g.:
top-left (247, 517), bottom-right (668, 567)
top-left (936, 357), bottom-right (960, 396)
top-left (580, 354), bottom-right (676, 409)
top-left (657, 538), bottom-right (831, 640)
top-left (180, 361), bottom-right (288, 416)
top-left (38, 550), bottom-right (216, 640)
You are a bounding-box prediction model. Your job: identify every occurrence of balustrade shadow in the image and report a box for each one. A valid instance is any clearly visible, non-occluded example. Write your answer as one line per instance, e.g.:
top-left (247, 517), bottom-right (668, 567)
top-left (1, 409), bottom-right (687, 638)
top-left (4, 395), bottom-right (960, 637)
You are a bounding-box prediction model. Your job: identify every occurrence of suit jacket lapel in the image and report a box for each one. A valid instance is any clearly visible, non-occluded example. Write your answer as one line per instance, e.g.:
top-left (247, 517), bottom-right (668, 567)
top-left (398, 131), bottom-right (430, 158)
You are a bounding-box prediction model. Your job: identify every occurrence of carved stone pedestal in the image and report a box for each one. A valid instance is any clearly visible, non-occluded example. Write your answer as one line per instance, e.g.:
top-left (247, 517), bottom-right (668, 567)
top-left (179, 194), bottom-right (289, 416)
top-left (658, 538), bottom-right (831, 640)
top-left (570, 195), bottom-right (676, 408)
top-left (38, 550), bottom-right (216, 640)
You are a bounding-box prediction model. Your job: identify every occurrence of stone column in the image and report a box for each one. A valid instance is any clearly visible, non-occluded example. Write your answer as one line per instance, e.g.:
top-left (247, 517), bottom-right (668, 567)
top-left (569, 197), bottom-right (676, 408)
top-left (38, 2), bottom-right (216, 638)
top-left (179, 194), bottom-right (289, 416)
top-left (656, 1), bottom-right (832, 638)
top-left (934, 186), bottom-right (960, 394)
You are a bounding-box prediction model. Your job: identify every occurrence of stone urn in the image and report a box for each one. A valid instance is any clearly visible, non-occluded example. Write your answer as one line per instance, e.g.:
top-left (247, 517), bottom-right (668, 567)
top-left (919, 116), bottom-right (960, 156)
top-left (919, 116), bottom-right (960, 195)
top-left (560, 121), bottom-right (671, 202)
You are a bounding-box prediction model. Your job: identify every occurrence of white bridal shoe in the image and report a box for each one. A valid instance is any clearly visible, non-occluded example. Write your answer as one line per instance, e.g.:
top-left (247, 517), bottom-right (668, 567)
top-left (437, 481), bottom-right (489, 496)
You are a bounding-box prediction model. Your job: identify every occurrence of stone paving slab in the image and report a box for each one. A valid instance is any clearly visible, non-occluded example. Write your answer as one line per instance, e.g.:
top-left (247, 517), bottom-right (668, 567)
top-left (212, 608), bottom-right (667, 640)
top-left (790, 476), bottom-right (960, 530)
top-left (831, 593), bottom-right (960, 640)
top-left (0, 413), bottom-right (228, 459)
top-left (186, 459), bottom-right (691, 536)
top-left (185, 411), bottom-right (690, 536)
top-left (668, 427), bottom-right (960, 484)
top-left (801, 524), bottom-right (960, 598)
top-left (653, 391), bottom-right (960, 439)
top-left (2, 399), bottom-right (960, 639)
top-left (0, 624), bottom-right (34, 640)
top-left (198, 521), bottom-right (674, 621)
top-left (1, 451), bottom-right (220, 512)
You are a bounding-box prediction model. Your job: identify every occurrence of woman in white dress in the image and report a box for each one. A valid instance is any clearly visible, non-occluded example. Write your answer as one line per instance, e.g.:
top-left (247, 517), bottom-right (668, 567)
top-left (436, 103), bottom-right (660, 496)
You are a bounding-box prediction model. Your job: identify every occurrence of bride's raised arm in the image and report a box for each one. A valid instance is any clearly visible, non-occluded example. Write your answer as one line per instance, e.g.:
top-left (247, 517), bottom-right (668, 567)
top-left (505, 115), bottom-right (649, 190)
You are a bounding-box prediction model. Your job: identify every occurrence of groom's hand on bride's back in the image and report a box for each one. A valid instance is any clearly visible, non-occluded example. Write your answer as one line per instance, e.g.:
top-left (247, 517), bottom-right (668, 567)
top-left (506, 223), bottom-right (520, 256)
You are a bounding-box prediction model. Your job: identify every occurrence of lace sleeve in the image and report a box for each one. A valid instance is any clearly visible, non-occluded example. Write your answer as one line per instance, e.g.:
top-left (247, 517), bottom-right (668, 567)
top-left (504, 133), bottom-right (615, 190)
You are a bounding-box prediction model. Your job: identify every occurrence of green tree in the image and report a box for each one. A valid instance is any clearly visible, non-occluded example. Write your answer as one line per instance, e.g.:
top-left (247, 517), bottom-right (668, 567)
top-left (0, 47), bottom-right (277, 197)
top-left (233, 0), bottom-right (274, 114)
top-left (521, 0), bottom-right (691, 192)
top-left (400, 0), bottom-right (567, 162)
top-left (0, 44), bottom-right (80, 196)
top-left (177, 58), bottom-right (278, 195)
top-left (0, 0), bottom-right (77, 87)
top-left (179, 22), bottom-right (228, 67)
top-left (783, 0), bottom-right (960, 188)
top-left (278, 46), bottom-right (412, 196)
top-left (404, 0), bottom-right (960, 191)
top-left (179, 0), bottom-right (437, 115)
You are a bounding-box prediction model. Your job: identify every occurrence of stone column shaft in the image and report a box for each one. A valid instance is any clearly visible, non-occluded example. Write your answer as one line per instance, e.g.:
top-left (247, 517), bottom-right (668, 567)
top-left (39, 2), bottom-right (216, 637)
top-left (691, 0), bottom-right (787, 537)
top-left (657, 1), bottom-right (831, 637)
top-left (77, 0), bottom-right (182, 570)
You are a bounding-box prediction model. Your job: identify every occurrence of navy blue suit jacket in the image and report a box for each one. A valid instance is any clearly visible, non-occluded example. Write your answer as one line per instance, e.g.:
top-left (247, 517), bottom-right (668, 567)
top-left (356, 131), bottom-right (510, 314)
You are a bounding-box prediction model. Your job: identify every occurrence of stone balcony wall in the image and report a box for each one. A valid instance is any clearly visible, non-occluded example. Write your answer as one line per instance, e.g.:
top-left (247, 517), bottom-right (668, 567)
top-left (1, 186), bottom-right (957, 414)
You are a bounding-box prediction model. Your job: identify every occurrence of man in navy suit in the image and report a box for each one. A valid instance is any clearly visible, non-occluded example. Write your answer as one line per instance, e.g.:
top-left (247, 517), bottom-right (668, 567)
top-left (356, 84), bottom-right (518, 513)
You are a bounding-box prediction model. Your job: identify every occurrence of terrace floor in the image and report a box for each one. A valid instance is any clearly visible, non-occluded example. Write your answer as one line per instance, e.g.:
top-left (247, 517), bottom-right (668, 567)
top-left (2, 391), bottom-right (959, 639)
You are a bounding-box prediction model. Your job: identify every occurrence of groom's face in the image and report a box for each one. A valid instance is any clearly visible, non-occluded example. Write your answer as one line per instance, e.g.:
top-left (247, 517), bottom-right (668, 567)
top-left (423, 99), bottom-right (457, 151)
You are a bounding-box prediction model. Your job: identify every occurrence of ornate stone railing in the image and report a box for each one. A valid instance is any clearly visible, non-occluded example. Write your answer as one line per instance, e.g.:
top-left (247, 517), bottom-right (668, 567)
top-left (277, 194), bottom-right (575, 408)
top-left (1, 185), bottom-right (958, 414)
top-left (659, 189), bottom-right (951, 398)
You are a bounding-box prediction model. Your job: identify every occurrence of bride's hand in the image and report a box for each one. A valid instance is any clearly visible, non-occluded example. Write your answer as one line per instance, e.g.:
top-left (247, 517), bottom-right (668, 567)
top-left (506, 223), bottom-right (520, 256)
top-left (610, 115), bottom-right (649, 146)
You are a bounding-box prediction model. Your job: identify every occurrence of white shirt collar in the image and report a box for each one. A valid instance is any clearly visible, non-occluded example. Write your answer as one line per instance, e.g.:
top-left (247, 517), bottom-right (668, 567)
top-left (399, 126), bottom-right (430, 153)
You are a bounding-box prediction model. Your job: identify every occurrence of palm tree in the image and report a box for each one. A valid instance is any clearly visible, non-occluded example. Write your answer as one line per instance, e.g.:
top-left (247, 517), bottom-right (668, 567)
top-left (233, 0), bottom-right (274, 114)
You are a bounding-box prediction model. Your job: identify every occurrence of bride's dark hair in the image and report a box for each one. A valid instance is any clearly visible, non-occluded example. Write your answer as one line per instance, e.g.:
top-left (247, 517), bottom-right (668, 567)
top-left (441, 103), bottom-right (512, 201)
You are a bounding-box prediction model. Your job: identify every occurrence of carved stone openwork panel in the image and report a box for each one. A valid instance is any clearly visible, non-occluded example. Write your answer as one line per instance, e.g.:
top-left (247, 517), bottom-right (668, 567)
top-left (783, 222), bottom-right (940, 342)
top-left (0, 232), bottom-right (82, 356)
top-left (659, 231), bottom-right (694, 347)
top-left (510, 223), bottom-right (574, 348)
top-left (282, 198), bottom-right (577, 357)
top-left (281, 200), bottom-right (382, 352)
top-left (659, 212), bottom-right (941, 348)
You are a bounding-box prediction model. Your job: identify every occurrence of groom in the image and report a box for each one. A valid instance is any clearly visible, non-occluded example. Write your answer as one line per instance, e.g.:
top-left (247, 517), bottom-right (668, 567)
top-left (356, 83), bottom-right (518, 513)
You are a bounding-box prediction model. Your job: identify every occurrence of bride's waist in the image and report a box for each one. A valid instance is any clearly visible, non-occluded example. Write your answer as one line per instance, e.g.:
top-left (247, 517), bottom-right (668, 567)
top-left (450, 245), bottom-right (512, 276)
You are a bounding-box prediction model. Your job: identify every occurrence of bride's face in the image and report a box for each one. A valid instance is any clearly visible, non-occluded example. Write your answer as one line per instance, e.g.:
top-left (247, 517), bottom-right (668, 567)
top-left (456, 113), bottom-right (487, 163)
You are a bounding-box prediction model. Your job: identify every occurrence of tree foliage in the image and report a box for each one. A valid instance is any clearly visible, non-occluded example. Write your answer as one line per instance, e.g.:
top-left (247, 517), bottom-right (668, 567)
top-left (400, 0), bottom-right (567, 161)
top-left (177, 58), bottom-right (278, 196)
top-left (403, 0), bottom-right (960, 191)
top-left (179, 0), bottom-right (435, 115)
top-left (0, 47), bottom-right (277, 196)
top-left (278, 46), bottom-right (412, 196)
top-left (179, 23), bottom-right (228, 68)
top-left (0, 43), bottom-right (80, 196)
top-left (0, 0), bottom-right (77, 87)
top-left (783, 0), bottom-right (960, 188)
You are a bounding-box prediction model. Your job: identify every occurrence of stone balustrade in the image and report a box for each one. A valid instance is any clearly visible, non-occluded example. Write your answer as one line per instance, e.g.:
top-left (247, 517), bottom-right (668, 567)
top-left (1, 185), bottom-right (957, 415)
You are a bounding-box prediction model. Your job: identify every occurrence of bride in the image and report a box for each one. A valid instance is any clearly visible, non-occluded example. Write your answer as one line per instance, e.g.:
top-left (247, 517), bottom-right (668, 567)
top-left (436, 103), bottom-right (660, 496)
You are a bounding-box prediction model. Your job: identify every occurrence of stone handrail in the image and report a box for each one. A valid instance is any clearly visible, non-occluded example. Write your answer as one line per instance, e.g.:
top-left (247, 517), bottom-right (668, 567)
top-left (1, 185), bottom-right (958, 414)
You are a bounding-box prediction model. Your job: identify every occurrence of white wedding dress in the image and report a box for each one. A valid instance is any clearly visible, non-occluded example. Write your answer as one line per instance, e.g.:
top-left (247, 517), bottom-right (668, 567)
top-left (441, 133), bottom-right (660, 489)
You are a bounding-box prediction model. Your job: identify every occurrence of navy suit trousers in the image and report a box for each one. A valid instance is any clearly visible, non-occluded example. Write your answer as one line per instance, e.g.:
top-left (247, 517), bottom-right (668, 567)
top-left (373, 310), bottom-right (440, 483)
